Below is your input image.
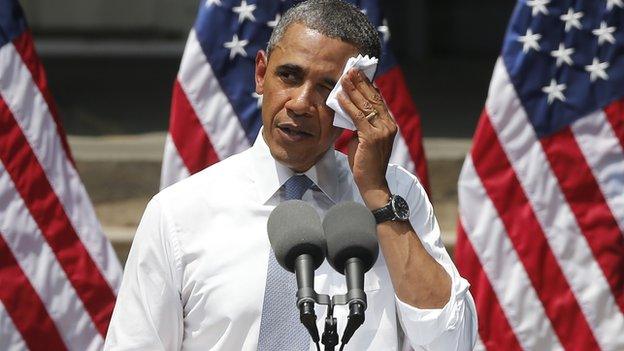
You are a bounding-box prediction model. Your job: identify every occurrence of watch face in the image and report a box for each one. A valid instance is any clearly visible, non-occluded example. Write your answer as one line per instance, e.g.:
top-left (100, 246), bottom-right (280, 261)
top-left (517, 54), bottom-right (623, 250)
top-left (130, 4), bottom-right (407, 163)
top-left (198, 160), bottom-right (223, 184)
top-left (392, 195), bottom-right (410, 221)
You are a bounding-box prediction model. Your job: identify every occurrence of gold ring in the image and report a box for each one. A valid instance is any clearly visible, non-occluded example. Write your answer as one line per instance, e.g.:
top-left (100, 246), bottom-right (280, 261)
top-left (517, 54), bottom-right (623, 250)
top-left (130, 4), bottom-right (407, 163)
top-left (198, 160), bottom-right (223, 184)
top-left (365, 110), bottom-right (379, 122)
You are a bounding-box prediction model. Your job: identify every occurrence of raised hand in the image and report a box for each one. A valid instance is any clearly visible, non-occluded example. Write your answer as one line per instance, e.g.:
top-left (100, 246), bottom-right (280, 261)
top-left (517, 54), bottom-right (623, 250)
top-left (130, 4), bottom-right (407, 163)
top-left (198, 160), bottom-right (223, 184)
top-left (337, 68), bottom-right (397, 209)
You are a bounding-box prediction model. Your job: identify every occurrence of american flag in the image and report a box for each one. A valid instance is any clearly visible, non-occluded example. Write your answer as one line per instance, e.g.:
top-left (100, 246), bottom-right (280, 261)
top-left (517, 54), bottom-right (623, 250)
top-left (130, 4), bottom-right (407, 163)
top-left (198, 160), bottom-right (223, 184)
top-left (160, 0), bottom-right (429, 192)
top-left (0, 1), bottom-right (122, 350)
top-left (455, 0), bottom-right (624, 350)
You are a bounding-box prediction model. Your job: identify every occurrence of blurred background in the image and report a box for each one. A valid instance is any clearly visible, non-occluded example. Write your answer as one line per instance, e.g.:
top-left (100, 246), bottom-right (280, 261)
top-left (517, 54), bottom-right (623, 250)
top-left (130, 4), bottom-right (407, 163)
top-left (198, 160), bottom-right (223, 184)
top-left (19, 0), bottom-right (516, 263)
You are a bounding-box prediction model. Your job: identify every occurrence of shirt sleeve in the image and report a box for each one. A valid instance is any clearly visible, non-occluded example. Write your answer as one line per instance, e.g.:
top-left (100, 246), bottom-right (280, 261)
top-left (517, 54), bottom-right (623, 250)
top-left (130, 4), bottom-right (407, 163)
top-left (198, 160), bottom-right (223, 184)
top-left (388, 165), bottom-right (478, 350)
top-left (104, 195), bottom-right (184, 351)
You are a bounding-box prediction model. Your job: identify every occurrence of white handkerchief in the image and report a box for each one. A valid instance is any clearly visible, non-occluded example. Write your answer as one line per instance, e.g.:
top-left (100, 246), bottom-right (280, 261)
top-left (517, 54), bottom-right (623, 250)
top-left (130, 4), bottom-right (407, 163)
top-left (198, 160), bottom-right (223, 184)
top-left (326, 54), bottom-right (378, 131)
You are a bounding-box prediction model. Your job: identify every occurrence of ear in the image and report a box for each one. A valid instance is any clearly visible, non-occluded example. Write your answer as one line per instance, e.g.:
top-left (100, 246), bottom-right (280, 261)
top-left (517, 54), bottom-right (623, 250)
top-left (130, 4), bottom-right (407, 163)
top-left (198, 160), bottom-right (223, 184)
top-left (255, 50), bottom-right (268, 95)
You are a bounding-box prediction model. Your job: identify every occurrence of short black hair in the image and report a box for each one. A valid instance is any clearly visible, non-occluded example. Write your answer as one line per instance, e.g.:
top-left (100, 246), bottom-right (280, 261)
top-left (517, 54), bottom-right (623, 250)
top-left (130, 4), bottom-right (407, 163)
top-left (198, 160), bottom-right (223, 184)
top-left (267, 0), bottom-right (381, 59)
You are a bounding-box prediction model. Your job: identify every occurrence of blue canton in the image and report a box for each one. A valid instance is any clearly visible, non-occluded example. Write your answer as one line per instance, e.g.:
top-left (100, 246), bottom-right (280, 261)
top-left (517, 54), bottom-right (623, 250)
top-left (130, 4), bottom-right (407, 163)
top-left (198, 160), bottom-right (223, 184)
top-left (195, 0), bottom-right (398, 144)
top-left (502, 0), bottom-right (624, 137)
top-left (0, 0), bottom-right (28, 48)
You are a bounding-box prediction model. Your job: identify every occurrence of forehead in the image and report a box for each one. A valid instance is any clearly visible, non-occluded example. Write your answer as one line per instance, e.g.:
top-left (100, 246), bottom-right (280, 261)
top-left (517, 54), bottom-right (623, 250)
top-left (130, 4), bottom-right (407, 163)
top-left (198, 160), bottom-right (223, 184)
top-left (270, 22), bottom-right (359, 77)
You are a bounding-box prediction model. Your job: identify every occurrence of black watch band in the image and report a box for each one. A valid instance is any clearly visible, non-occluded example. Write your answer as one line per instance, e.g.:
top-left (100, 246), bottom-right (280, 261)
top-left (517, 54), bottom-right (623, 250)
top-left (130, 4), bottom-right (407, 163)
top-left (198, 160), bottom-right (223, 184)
top-left (371, 194), bottom-right (410, 224)
top-left (372, 203), bottom-right (395, 223)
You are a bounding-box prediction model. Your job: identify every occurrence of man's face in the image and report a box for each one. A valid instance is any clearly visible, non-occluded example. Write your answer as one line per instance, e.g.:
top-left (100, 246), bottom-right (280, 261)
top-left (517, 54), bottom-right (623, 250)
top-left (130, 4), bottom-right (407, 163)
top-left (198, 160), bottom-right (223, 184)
top-left (255, 22), bottom-right (359, 172)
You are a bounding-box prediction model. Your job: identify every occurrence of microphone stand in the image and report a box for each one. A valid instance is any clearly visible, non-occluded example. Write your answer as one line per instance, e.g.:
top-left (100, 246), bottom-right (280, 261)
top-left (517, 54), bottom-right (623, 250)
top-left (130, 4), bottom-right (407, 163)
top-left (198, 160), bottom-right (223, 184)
top-left (321, 302), bottom-right (338, 351)
top-left (299, 257), bottom-right (368, 351)
top-left (318, 290), bottom-right (366, 351)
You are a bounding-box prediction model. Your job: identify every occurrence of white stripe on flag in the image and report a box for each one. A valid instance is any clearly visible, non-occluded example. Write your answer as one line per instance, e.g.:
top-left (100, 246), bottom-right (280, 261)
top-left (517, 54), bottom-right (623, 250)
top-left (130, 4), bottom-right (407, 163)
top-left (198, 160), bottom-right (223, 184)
top-left (459, 157), bottom-right (563, 351)
top-left (178, 30), bottom-right (250, 160)
top-left (0, 302), bottom-right (28, 351)
top-left (390, 130), bottom-right (416, 174)
top-left (486, 58), bottom-right (624, 350)
top-left (571, 110), bottom-right (624, 233)
top-left (472, 335), bottom-right (486, 351)
top-left (0, 161), bottom-right (103, 351)
top-left (160, 134), bottom-right (191, 189)
top-left (0, 42), bottom-right (121, 291)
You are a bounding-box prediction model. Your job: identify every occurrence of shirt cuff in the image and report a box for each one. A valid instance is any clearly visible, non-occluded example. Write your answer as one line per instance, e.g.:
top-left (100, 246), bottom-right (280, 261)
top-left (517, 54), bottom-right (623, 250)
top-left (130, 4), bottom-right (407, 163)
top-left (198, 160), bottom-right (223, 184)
top-left (395, 274), bottom-right (471, 346)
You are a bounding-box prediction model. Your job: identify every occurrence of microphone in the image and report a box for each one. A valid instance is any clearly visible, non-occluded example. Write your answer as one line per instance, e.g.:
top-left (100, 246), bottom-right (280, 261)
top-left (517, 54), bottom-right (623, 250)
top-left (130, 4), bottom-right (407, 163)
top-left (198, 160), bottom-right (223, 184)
top-left (322, 201), bottom-right (379, 347)
top-left (267, 200), bottom-right (326, 343)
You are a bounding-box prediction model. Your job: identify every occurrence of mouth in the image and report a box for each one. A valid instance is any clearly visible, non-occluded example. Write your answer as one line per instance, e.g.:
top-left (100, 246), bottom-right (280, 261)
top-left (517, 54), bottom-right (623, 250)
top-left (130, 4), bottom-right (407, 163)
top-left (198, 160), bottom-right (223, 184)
top-left (276, 123), bottom-right (313, 140)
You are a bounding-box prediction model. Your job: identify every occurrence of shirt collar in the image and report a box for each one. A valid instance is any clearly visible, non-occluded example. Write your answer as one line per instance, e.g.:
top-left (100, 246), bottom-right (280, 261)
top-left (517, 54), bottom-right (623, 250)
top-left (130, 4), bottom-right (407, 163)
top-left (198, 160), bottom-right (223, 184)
top-left (250, 128), bottom-right (340, 204)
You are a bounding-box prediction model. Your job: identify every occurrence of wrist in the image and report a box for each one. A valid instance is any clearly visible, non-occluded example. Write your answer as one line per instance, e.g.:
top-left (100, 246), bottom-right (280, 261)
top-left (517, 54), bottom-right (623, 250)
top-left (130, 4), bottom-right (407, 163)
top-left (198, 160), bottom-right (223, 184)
top-left (360, 186), bottom-right (391, 210)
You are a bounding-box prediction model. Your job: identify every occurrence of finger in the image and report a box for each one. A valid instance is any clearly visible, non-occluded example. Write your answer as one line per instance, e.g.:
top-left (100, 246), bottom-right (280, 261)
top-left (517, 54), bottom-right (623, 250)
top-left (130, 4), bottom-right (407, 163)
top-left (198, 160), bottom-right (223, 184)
top-left (373, 107), bottom-right (396, 130)
top-left (351, 70), bottom-right (385, 108)
top-left (341, 71), bottom-right (377, 115)
top-left (337, 91), bottom-right (374, 133)
top-left (376, 109), bottom-right (398, 138)
top-left (348, 72), bottom-right (396, 130)
top-left (346, 70), bottom-right (394, 127)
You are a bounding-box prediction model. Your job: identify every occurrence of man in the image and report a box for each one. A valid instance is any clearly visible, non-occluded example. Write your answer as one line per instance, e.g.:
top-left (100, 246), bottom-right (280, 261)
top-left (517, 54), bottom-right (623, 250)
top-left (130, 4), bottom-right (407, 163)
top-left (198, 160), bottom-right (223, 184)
top-left (105, 1), bottom-right (477, 350)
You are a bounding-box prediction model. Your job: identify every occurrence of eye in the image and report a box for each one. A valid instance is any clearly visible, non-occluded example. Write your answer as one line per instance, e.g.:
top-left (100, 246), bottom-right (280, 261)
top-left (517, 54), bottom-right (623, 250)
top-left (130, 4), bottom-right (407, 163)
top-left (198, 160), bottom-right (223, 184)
top-left (317, 84), bottom-right (333, 98)
top-left (319, 79), bottom-right (336, 93)
top-left (320, 83), bottom-right (334, 91)
top-left (276, 69), bottom-right (300, 84)
top-left (279, 71), bottom-right (293, 80)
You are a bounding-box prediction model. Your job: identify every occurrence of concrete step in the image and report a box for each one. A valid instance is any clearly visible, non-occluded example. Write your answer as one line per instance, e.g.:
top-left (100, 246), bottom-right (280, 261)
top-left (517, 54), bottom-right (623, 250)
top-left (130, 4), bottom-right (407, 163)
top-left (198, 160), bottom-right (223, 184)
top-left (69, 133), bottom-right (471, 264)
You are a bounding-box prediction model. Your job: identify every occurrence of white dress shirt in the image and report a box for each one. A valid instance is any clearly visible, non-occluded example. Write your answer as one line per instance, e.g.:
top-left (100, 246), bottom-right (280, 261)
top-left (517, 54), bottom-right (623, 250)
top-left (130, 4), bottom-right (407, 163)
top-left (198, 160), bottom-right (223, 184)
top-left (104, 134), bottom-right (477, 351)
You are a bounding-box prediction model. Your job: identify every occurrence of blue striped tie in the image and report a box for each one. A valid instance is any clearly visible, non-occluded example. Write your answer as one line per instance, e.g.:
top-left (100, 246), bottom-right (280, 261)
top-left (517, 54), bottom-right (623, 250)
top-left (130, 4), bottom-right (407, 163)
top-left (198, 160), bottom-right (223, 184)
top-left (258, 175), bottom-right (314, 350)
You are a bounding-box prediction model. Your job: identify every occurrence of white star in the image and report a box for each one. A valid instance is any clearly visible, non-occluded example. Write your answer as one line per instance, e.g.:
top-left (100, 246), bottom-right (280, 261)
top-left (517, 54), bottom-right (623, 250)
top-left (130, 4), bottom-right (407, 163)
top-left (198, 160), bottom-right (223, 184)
top-left (361, 8), bottom-right (367, 15)
top-left (517, 28), bottom-right (542, 53)
top-left (378, 19), bottom-right (390, 43)
top-left (252, 92), bottom-right (263, 108)
top-left (585, 58), bottom-right (610, 82)
top-left (527, 0), bottom-right (550, 16)
top-left (592, 21), bottom-right (616, 45)
top-left (267, 13), bottom-right (280, 28)
top-left (206, 0), bottom-right (222, 7)
top-left (560, 8), bottom-right (583, 32)
top-left (550, 43), bottom-right (574, 67)
top-left (224, 34), bottom-right (248, 59)
top-left (607, 0), bottom-right (624, 11)
top-left (542, 79), bottom-right (566, 104)
top-left (232, 0), bottom-right (256, 23)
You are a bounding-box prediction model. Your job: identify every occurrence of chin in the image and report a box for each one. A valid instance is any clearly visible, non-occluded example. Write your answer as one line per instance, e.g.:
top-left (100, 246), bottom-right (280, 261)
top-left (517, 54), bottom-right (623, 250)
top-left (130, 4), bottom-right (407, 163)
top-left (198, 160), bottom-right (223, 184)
top-left (283, 156), bottom-right (314, 172)
top-left (273, 149), bottom-right (314, 172)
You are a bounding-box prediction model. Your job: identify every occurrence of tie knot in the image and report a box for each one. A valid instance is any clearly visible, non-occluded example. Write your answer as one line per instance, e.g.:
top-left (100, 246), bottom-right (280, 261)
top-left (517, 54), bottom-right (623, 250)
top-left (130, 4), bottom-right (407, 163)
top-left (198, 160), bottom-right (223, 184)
top-left (283, 175), bottom-right (313, 200)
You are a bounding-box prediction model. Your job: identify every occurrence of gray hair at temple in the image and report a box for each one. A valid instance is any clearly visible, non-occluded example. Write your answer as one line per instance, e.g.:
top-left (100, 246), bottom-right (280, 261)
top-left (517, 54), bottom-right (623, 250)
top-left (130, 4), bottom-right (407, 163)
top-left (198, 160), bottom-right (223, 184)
top-left (266, 0), bottom-right (381, 59)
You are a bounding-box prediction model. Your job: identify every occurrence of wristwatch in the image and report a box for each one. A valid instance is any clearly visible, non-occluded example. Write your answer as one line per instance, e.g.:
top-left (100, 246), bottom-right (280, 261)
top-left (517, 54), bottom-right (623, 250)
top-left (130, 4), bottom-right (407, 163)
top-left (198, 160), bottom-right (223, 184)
top-left (371, 194), bottom-right (410, 224)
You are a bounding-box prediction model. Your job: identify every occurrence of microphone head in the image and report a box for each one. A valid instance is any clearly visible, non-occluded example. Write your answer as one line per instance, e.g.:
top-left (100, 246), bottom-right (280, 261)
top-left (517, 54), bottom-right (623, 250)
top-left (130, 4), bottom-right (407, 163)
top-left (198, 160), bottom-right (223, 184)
top-left (267, 200), bottom-right (326, 272)
top-left (322, 201), bottom-right (379, 274)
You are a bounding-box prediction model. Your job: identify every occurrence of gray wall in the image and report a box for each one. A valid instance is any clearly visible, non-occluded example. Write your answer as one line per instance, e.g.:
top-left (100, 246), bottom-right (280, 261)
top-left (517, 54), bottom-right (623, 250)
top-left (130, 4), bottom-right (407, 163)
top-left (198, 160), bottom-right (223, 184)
top-left (21, 0), bottom-right (197, 35)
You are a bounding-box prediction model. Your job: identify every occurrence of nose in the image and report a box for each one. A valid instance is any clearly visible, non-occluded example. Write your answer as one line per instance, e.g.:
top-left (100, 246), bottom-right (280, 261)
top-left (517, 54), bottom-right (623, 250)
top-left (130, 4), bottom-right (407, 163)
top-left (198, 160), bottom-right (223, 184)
top-left (284, 83), bottom-right (315, 117)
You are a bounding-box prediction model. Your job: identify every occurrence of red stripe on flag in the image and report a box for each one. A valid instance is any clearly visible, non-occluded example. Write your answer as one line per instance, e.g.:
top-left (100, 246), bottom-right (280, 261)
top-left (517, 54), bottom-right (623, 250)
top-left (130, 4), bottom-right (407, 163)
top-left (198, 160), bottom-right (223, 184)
top-left (0, 234), bottom-right (68, 351)
top-left (455, 223), bottom-right (523, 351)
top-left (11, 30), bottom-right (75, 166)
top-left (0, 97), bottom-right (116, 337)
top-left (169, 80), bottom-right (220, 174)
top-left (471, 112), bottom-right (599, 349)
top-left (605, 98), bottom-right (624, 151)
top-left (375, 67), bottom-right (430, 192)
top-left (334, 130), bottom-right (354, 155)
top-left (540, 127), bottom-right (624, 313)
